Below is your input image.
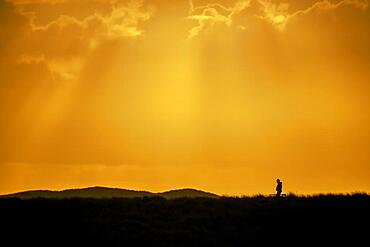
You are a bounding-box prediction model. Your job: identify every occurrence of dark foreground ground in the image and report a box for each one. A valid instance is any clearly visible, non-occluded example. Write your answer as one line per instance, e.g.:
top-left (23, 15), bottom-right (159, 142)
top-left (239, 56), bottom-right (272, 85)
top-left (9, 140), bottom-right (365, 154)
top-left (1, 194), bottom-right (369, 246)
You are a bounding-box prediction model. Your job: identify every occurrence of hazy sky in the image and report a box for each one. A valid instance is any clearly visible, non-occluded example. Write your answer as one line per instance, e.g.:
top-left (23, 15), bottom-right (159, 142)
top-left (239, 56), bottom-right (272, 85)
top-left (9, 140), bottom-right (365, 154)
top-left (0, 0), bottom-right (369, 195)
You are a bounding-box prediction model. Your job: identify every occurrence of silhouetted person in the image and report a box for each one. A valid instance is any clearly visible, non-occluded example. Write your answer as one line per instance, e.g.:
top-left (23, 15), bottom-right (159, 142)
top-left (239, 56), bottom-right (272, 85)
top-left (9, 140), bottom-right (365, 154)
top-left (276, 179), bottom-right (283, 197)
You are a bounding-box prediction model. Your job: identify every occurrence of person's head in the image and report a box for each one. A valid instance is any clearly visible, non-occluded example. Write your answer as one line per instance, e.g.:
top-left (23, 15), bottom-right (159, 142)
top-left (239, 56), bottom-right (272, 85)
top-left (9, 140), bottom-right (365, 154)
top-left (277, 179), bottom-right (280, 183)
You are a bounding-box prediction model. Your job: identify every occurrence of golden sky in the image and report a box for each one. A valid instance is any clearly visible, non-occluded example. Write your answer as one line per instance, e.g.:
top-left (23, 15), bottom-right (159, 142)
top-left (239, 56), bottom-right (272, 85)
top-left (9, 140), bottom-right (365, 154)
top-left (0, 0), bottom-right (369, 195)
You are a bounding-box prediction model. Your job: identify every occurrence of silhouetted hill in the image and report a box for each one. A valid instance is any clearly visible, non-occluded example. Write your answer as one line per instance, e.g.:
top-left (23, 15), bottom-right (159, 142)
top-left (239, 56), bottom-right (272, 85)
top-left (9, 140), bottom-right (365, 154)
top-left (0, 187), bottom-right (219, 199)
top-left (158, 188), bottom-right (219, 199)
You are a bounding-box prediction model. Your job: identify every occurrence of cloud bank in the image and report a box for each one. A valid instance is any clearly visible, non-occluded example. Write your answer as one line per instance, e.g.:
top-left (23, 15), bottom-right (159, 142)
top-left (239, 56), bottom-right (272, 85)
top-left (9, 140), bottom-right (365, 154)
top-left (187, 0), bottom-right (369, 37)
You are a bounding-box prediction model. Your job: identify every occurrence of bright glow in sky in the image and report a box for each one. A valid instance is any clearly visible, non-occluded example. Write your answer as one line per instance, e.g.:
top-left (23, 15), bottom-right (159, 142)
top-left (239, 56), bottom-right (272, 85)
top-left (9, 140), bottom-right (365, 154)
top-left (0, 0), bottom-right (369, 195)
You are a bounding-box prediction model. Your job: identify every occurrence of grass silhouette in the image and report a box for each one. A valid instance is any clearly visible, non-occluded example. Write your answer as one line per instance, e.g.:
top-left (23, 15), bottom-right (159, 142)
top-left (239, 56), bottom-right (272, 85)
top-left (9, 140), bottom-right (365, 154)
top-left (0, 193), bottom-right (368, 246)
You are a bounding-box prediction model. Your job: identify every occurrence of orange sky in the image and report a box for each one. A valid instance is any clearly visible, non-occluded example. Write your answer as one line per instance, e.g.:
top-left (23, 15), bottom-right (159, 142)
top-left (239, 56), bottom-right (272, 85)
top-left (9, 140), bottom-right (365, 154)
top-left (0, 0), bottom-right (369, 195)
